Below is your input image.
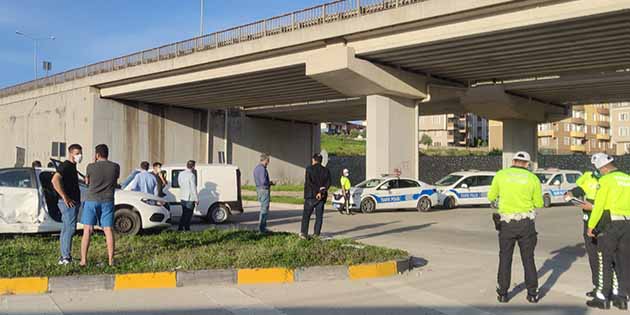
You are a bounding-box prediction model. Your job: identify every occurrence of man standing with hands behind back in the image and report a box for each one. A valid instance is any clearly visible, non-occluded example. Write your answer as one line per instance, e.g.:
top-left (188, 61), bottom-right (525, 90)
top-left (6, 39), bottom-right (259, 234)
top-left (300, 153), bottom-right (331, 239)
top-left (52, 144), bottom-right (83, 265)
top-left (488, 151), bottom-right (543, 304)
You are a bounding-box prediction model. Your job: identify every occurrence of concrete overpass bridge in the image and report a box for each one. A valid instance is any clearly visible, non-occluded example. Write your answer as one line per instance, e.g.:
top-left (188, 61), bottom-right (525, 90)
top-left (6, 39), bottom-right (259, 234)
top-left (1, 0), bottom-right (629, 182)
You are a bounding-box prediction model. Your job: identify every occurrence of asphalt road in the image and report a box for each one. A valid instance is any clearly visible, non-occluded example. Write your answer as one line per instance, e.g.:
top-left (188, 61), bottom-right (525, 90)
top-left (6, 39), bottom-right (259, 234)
top-left (3, 202), bottom-right (627, 315)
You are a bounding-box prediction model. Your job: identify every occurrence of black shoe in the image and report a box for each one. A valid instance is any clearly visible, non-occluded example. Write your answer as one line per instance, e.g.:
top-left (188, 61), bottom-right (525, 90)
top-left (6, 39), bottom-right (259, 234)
top-left (497, 293), bottom-right (509, 303)
top-left (526, 294), bottom-right (539, 304)
top-left (586, 298), bottom-right (611, 309)
top-left (612, 296), bottom-right (628, 310)
top-left (585, 290), bottom-right (596, 298)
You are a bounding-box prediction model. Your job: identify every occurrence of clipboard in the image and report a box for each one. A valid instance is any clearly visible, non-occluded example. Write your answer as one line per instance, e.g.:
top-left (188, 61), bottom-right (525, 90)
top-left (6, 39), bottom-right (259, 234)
top-left (564, 196), bottom-right (589, 207)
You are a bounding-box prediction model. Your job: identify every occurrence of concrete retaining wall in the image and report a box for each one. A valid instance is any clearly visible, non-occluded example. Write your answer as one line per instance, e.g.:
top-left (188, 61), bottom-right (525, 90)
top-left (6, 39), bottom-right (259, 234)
top-left (327, 156), bottom-right (367, 187)
top-left (418, 155), bottom-right (502, 184)
top-left (0, 87), bottom-right (96, 171)
top-left (0, 87), bottom-right (316, 184)
top-left (213, 113), bottom-right (319, 185)
top-left (328, 154), bottom-right (630, 185)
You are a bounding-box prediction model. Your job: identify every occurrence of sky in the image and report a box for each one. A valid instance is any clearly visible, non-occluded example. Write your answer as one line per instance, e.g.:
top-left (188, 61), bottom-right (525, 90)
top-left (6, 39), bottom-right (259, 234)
top-left (0, 0), bottom-right (325, 88)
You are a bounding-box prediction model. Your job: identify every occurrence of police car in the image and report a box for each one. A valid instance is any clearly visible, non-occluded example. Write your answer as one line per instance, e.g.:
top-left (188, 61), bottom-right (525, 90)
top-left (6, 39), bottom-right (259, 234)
top-left (332, 176), bottom-right (438, 213)
top-left (434, 171), bottom-right (496, 209)
top-left (533, 169), bottom-right (582, 207)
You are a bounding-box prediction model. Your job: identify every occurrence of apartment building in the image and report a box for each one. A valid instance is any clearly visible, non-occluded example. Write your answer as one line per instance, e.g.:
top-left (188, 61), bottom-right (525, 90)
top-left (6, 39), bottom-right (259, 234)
top-left (610, 102), bottom-right (630, 155)
top-left (538, 104), bottom-right (614, 154)
top-left (419, 113), bottom-right (488, 147)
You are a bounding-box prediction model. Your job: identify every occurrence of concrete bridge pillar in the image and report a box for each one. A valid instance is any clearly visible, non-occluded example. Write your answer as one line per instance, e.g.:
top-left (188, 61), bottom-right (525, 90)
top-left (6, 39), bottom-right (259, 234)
top-left (366, 95), bottom-right (418, 179)
top-left (500, 119), bottom-right (538, 169)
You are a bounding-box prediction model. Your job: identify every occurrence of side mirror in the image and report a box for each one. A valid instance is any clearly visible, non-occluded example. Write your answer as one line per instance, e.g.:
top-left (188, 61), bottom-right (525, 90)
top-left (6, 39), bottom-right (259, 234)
top-left (553, 180), bottom-right (561, 186)
top-left (461, 183), bottom-right (469, 189)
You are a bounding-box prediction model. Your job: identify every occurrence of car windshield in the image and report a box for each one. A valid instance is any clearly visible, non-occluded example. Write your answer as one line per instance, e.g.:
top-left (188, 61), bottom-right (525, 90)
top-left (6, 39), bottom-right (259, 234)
top-left (356, 178), bottom-right (383, 188)
top-left (435, 175), bottom-right (463, 186)
top-left (534, 173), bottom-right (554, 184)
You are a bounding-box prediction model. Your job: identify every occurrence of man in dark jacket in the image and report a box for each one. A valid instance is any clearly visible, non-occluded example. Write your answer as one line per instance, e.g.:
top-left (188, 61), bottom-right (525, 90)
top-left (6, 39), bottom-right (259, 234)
top-left (300, 154), bottom-right (331, 239)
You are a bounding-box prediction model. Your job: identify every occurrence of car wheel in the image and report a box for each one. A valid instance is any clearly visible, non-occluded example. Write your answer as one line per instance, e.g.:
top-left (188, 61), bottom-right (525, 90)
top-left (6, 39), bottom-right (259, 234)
top-left (208, 203), bottom-right (230, 224)
top-left (416, 197), bottom-right (431, 212)
top-left (360, 198), bottom-right (376, 214)
top-left (443, 196), bottom-right (457, 209)
top-left (114, 208), bottom-right (142, 236)
top-left (543, 194), bottom-right (552, 208)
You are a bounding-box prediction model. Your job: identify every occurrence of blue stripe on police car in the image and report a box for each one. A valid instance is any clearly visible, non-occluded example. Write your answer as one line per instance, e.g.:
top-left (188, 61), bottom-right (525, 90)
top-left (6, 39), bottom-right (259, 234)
top-left (371, 189), bottom-right (434, 204)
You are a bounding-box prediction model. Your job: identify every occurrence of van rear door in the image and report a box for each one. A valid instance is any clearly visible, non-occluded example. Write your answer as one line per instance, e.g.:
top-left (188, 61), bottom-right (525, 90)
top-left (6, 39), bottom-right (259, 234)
top-left (163, 168), bottom-right (186, 218)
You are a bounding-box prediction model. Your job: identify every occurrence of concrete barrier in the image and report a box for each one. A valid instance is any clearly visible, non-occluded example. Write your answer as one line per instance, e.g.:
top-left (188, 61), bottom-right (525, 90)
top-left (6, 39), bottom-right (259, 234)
top-left (0, 258), bottom-right (412, 295)
top-left (114, 272), bottom-right (177, 290)
top-left (294, 265), bottom-right (348, 282)
top-left (0, 277), bottom-right (48, 295)
top-left (49, 275), bottom-right (114, 292)
top-left (237, 268), bottom-right (295, 285)
top-left (177, 269), bottom-right (236, 287)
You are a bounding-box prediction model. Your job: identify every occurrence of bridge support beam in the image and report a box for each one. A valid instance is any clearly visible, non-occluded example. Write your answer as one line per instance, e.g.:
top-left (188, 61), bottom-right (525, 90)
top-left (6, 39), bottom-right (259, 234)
top-left (306, 44), bottom-right (428, 99)
top-left (366, 95), bottom-right (418, 179)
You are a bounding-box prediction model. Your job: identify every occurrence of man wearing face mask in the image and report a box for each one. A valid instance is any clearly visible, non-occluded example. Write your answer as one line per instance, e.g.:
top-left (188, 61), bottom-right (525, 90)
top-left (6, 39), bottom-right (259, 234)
top-left (152, 162), bottom-right (167, 198)
top-left (52, 143), bottom-right (83, 265)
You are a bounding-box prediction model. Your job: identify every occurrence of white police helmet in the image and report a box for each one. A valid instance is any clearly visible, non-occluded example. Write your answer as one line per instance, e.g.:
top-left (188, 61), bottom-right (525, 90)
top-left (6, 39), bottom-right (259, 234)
top-left (513, 151), bottom-right (531, 162)
top-left (591, 153), bottom-right (614, 169)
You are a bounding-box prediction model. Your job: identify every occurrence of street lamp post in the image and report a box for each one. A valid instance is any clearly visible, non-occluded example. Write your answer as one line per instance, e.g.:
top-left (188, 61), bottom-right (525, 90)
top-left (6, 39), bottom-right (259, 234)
top-left (15, 31), bottom-right (55, 80)
top-left (200, 0), bottom-right (204, 36)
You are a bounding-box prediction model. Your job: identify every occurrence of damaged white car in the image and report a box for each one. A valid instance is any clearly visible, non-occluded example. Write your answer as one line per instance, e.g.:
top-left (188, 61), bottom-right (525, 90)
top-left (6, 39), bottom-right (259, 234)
top-left (0, 165), bottom-right (171, 236)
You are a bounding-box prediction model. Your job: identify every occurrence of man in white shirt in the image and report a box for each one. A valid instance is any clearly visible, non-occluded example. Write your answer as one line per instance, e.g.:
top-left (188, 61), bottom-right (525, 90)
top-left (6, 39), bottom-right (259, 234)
top-left (177, 160), bottom-right (199, 231)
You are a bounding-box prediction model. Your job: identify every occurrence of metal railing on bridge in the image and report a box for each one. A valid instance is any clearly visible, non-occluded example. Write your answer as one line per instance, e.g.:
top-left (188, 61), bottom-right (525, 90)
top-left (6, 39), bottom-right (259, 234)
top-left (0, 0), bottom-right (424, 98)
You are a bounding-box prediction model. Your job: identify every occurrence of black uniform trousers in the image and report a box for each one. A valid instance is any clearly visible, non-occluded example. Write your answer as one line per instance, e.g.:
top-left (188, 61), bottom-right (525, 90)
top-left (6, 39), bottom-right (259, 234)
top-left (597, 220), bottom-right (630, 298)
top-left (583, 211), bottom-right (599, 288)
top-left (497, 218), bottom-right (538, 296)
top-left (301, 198), bottom-right (325, 236)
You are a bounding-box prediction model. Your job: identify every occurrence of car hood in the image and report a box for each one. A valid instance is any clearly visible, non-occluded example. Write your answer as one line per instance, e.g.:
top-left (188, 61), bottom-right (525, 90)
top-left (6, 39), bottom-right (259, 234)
top-left (115, 190), bottom-right (167, 202)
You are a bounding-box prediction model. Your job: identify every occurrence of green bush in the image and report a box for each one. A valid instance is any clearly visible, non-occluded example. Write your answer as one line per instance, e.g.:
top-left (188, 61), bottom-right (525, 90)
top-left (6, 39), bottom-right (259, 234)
top-left (420, 134), bottom-right (433, 146)
top-left (488, 149), bottom-right (503, 156)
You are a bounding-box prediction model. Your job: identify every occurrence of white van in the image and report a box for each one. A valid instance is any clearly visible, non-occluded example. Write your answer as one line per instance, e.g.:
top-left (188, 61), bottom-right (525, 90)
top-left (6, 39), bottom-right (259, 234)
top-left (161, 164), bottom-right (243, 224)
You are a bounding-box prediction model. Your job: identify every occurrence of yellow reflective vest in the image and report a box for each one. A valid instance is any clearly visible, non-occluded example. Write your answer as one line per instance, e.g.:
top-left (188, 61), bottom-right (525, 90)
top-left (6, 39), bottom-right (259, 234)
top-left (340, 176), bottom-right (351, 191)
top-left (588, 170), bottom-right (630, 229)
top-left (576, 171), bottom-right (599, 201)
top-left (488, 167), bottom-right (544, 214)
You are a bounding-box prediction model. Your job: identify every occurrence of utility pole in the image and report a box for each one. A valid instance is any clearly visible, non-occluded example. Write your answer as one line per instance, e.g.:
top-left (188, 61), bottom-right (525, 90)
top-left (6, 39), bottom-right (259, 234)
top-left (15, 31), bottom-right (55, 80)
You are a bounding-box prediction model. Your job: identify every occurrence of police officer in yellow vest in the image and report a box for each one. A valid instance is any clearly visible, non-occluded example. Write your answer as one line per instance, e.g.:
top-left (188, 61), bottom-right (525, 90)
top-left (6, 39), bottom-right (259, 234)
top-left (584, 153), bottom-right (630, 310)
top-left (567, 170), bottom-right (601, 296)
top-left (488, 151), bottom-right (543, 304)
top-left (340, 169), bottom-right (352, 215)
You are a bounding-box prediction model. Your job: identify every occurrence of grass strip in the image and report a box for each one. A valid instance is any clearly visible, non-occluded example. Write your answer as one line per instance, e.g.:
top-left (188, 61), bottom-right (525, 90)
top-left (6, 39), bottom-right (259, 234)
top-left (0, 229), bottom-right (407, 278)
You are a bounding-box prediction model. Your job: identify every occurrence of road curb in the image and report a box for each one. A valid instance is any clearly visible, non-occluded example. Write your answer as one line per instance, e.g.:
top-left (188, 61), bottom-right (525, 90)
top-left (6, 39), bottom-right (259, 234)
top-left (0, 257), bottom-right (411, 295)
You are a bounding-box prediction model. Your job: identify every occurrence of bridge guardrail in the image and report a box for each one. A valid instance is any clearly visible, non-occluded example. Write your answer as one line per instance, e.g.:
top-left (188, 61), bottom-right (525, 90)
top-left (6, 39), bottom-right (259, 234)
top-left (0, 0), bottom-right (424, 98)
